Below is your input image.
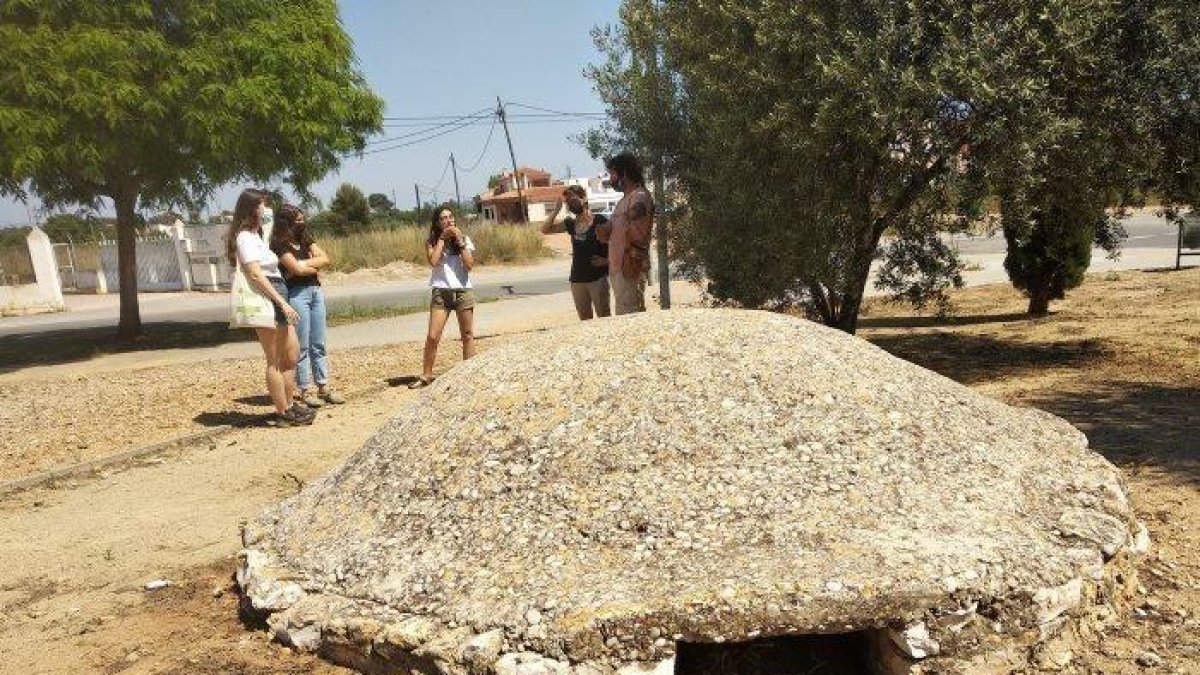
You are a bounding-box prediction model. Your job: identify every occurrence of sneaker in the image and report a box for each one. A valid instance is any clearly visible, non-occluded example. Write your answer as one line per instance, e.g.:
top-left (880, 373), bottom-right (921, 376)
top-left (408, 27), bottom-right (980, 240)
top-left (319, 387), bottom-right (346, 404)
top-left (288, 402), bottom-right (317, 423)
top-left (301, 390), bottom-right (325, 408)
top-left (269, 408), bottom-right (311, 428)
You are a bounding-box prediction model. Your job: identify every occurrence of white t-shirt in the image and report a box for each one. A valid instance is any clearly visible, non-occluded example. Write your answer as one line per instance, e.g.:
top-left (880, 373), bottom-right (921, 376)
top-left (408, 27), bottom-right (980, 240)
top-left (235, 230), bottom-right (282, 279)
top-left (429, 236), bottom-right (475, 289)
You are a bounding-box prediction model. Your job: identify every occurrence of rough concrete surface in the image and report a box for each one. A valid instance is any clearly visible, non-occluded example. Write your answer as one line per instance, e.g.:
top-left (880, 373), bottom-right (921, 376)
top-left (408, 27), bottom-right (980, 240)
top-left (239, 309), bottom-right (1144, 674)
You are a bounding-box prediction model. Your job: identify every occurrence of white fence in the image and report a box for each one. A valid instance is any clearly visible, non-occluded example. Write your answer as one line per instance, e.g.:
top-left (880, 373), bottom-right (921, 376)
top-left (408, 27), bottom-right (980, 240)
top-left (71, 224), bottom-right (232, 294)
top-left (97, 235), bottom-right (187, 292)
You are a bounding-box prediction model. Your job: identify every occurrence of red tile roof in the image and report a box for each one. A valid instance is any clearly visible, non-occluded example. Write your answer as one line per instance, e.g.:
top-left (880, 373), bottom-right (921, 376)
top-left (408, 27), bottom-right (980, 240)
top-left (480, 184), bottom-right (567, 205)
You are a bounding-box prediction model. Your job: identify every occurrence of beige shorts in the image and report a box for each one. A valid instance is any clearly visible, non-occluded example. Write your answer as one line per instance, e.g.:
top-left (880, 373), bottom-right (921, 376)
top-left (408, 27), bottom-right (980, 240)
top-left (431, 287), bottom-right (476, 311)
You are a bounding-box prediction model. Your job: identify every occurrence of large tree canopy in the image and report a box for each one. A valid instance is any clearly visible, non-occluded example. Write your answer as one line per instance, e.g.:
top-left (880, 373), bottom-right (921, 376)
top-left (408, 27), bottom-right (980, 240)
top-left (0, 0), bottom-right (384, 337)
top-left (590, 0), bottom-right (1185, 331)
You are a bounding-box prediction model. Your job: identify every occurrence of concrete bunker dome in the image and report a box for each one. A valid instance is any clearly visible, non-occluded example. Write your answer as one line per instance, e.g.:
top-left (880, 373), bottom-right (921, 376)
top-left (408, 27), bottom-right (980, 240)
top-left (238, 309), bottom-right (1145, 674)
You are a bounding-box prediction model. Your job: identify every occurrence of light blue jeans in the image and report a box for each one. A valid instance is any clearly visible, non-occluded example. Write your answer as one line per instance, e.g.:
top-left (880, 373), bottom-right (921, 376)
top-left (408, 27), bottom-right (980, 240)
top-left (288, 283), bottom-right (329, 391)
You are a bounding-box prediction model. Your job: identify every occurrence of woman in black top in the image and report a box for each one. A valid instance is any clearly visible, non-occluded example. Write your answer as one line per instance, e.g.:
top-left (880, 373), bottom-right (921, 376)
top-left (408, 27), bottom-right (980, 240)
top-left (541, 185), bottom-right (611, 320)
top-left (270, 204), bottom-right (345, 409)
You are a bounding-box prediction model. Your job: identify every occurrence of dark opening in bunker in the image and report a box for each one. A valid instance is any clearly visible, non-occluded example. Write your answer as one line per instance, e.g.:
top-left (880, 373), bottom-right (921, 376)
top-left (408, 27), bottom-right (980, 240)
top-left (675, 631), bottom-right (884, 675)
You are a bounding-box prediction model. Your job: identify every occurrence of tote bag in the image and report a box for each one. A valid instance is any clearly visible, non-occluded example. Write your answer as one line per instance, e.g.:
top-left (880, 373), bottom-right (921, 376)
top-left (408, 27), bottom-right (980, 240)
top-left (229, 264), bottom-right (276, 328)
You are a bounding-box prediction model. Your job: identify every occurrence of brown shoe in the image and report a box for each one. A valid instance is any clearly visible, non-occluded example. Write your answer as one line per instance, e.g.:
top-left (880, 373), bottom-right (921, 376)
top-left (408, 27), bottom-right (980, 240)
top-left (319, 387), bottom-right (346, 404)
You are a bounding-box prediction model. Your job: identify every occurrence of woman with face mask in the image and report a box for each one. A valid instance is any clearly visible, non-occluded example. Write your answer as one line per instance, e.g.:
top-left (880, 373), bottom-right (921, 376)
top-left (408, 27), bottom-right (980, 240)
top-left (540, 185), bottom-right (611, 320)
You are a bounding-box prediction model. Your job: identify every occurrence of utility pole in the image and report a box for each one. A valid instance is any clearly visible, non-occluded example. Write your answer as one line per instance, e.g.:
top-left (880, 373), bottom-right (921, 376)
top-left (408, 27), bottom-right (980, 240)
top-left (450, 153), bottom-right (462, 209)
top-left (414, 184), bottom-right (422, 222)
top-left (496, 97), bottom-right (525, 223)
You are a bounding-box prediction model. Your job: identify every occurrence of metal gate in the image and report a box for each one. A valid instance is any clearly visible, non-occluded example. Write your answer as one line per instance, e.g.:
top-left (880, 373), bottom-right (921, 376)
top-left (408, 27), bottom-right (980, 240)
top-left (98, 236), bottom-right (185, 292)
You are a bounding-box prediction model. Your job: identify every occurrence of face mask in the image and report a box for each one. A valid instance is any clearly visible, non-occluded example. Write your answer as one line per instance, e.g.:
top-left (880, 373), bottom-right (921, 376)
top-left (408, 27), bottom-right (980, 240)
top-left (567, 198), bottom-right (585, 215)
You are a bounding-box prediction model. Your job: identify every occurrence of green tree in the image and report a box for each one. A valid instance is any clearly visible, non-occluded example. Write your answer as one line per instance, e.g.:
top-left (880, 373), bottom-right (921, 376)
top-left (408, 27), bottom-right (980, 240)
top-left (584, 0), bottom-right (685, 308)
top-left (368, 192), bottom-right (396, 216)
top-left (42, 212), bottom-right (104, 243)
top-left (591, 0), bottom-right (1152, 332)
top-left (0, 1), bottom-right (383, 338)
top-left (985, 0), bottom-right (1156, 315)
top-left (330, 183), bottom-right (371, 230)
top-left (1146, 0), bottom-right (1200, 218)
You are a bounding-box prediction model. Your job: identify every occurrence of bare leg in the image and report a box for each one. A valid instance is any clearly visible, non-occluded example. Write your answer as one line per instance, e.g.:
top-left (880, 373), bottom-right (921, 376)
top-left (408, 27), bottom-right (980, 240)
top-left (255, 327), bottom-right (288, 414)
top-left (421, 308), bottom-right (452, 381)
top-left (456, 308), bottom-right (476, 360)
top-left (277, 325), bottom-right (300, 403)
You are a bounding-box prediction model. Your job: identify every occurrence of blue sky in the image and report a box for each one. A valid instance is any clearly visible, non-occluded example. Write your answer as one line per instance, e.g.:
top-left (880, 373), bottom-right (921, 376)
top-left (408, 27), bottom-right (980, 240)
top-left (0, 0), bottom-right (623, 225)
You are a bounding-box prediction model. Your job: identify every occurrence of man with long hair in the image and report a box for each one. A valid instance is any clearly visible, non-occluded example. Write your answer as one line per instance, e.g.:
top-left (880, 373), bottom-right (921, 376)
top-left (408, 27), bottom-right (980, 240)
top-left (597, 152), bottom-right (654, 314)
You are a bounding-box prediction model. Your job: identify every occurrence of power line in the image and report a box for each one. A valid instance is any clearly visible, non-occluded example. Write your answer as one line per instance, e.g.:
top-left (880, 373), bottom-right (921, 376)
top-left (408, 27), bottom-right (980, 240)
top-left (360, 103), bottom-right (607, 156)
top-left (382, 113), bottom-right (601, 130)
top-left (415, 183), bottom-right (455, 199)
top-left (383, 109), bottom-right (603, 121)
top-left (367, 108), bottom-right (493, 146)
top-left (455, 118), bottom-right (498, 173)
top-left (361, 118), bottom-right (484, 155)
top-left (431, 155), bottom-right (453, 193)
top-left (505, 101), bottom-right (606, 118)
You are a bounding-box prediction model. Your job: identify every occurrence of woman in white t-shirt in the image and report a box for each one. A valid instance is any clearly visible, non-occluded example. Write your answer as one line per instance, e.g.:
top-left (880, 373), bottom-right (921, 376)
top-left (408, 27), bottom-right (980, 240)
top-left (411, 205), bottom-right (476, 388)
top-left (224, 188), bottom-right (314, 427)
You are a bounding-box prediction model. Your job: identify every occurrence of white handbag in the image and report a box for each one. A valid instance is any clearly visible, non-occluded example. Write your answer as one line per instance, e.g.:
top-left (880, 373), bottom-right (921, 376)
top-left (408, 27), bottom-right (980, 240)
top-left (229, 265), bottom-right (276, 328)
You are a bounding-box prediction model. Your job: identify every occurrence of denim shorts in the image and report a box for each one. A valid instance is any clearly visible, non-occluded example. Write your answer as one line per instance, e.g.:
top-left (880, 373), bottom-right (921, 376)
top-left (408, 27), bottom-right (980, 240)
top-left (269, 277), bottom-right (288, 326)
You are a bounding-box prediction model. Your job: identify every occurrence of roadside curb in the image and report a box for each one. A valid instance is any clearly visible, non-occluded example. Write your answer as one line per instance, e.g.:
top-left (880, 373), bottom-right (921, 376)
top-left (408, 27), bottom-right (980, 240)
top-left (0, 382), bottom-right (393, 499)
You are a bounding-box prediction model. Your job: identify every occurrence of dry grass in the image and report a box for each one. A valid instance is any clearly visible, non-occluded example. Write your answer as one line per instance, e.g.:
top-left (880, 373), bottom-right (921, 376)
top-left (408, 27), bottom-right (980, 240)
top-left (0, 246), bottom-right (35, 284)
top-left (321, 223), bottom-right (552, 273)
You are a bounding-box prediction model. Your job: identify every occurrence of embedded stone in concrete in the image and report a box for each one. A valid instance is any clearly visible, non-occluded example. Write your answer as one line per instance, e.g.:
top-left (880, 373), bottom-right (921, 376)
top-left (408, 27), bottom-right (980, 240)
top-left (237, 308), bottom-right (1144, 673)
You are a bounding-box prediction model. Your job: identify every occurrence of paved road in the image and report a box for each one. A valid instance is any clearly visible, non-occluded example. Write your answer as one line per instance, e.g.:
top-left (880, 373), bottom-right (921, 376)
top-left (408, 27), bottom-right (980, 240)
top-left (0, 259), bottom-right (575, 337)
top-left (945, 211), bottom-right (1178, 254)
top-left (0, 211), bottom-right (1182, 338)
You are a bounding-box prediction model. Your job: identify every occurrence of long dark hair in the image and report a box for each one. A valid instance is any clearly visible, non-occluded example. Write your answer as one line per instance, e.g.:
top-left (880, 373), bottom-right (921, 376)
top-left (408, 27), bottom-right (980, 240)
top-left (427, 205), bottom-right (463, 255)
top-left (225, 188), bottom-right (267, 266)
top-left (270, 204), bottom-right (314, 251)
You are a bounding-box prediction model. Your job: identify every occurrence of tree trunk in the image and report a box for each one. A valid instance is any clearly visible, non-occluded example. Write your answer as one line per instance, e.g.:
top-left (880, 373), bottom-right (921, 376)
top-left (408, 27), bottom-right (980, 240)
top-left (829, 228), bottom-right (883, 335)
top-left (113, 188), bottom-right (142, 340)
top-left (652, 161), bottom-right (671, 309)
top-left (1027, 287), bottom-right (1051, 317)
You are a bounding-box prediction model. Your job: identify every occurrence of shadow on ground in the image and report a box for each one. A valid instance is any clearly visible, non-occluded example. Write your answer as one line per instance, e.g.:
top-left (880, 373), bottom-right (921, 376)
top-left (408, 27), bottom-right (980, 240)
top-left (193, 411), bottom-right (269, 428)
top-left (0, 321), bottom-right (254, 373)
top-left (858, 311), bottom-right (1034, 330)
top-left (1028, 382), bottom-right (1199, 484)
top-left (868, 327), bottom-right (1196, 485)
top-left (867, 331), bottom-right (1113, 385)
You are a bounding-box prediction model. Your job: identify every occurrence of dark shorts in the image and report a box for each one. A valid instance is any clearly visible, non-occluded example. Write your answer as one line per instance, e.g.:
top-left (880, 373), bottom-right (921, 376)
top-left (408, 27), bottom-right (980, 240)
top-left (269, 277), bottom-right (289, 326)
top-left (431, 287), bottom-right (476, 311)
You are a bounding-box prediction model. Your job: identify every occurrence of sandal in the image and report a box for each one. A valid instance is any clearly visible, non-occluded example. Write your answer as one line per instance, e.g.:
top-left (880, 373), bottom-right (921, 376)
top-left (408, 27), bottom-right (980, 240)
top-left (408, 377), bottom-right (432, 389)
top-left (269, 407), bottom-right (313, 428)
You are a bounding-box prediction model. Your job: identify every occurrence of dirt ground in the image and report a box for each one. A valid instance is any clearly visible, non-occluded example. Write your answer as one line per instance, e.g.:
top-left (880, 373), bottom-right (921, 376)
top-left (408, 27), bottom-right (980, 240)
top-left (0, 268), bottom-right (1196, 674)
